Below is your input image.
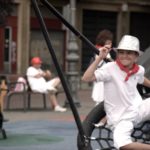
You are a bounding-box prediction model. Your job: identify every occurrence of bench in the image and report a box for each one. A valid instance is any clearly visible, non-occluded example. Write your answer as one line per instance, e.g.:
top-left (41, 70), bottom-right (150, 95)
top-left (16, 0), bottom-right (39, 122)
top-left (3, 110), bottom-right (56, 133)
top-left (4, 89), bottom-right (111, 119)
top-left (4, 74), bottom-right (63, 111)
top-left (4, 74), bottom-right (47, 111)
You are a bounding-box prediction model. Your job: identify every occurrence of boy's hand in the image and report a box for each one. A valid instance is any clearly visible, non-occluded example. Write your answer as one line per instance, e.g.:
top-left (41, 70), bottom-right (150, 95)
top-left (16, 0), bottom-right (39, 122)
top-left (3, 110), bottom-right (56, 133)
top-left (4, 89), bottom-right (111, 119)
top-left (98, 44), bottom-right (111, 59)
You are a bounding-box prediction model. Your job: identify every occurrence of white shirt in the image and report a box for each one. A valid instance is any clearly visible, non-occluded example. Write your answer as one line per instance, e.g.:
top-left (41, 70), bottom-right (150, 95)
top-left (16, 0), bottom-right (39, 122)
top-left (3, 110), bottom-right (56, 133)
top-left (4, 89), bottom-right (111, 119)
top-left (26, 66), bottom-right (48, 93)
top-left (95, 62), bottom-right (145, 126)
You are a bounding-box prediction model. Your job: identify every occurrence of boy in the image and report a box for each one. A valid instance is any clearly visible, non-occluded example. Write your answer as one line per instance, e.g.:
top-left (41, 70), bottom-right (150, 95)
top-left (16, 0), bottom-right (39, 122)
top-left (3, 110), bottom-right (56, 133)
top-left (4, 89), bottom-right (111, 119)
top-left (82, 35), bottom-right (150, 150)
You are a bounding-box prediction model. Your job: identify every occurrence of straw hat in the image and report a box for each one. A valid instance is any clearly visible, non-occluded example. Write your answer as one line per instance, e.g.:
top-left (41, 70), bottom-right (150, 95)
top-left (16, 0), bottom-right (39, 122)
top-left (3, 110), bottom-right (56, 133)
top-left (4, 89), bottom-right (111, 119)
top-left (116, 35), bottom-right (141, 55)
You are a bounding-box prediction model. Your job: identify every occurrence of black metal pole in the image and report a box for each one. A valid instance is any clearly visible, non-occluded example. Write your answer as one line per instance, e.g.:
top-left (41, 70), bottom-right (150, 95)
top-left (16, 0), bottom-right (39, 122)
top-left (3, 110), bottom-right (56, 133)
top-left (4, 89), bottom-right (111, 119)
top-left (41, 0), bottom-right (99, 55)
top-left (31, 0), bottom-right (86, 144)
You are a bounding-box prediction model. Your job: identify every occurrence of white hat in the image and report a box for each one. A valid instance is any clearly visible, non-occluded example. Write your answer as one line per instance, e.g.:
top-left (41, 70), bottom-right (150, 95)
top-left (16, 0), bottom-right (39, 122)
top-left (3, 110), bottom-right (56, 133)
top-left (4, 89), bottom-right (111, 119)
top-left (116, 35), bottom-right (141, 55)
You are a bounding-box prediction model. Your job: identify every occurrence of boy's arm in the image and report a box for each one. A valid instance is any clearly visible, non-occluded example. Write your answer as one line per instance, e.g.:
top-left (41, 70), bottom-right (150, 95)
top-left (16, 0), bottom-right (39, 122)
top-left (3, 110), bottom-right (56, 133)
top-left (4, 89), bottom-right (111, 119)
top-left (143, 77), bottom-right (150, 88)
top-left (82, 45), bottom-right (111, 82)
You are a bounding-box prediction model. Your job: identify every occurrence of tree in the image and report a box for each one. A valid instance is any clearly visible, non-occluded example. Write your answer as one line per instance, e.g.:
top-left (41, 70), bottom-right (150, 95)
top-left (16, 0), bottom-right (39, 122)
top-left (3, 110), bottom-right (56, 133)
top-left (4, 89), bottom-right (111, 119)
top-left (0, 0), bottom-right (13, 26)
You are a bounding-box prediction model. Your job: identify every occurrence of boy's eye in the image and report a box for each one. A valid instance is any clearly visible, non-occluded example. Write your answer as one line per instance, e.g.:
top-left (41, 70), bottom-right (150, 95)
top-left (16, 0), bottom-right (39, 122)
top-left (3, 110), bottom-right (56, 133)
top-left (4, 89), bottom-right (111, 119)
top-left (118, 50), bottom-right (136, 55)
top-left (118, 51), bottom-right (124, 54)
top-left (118, 50), bottom-right (126, 55)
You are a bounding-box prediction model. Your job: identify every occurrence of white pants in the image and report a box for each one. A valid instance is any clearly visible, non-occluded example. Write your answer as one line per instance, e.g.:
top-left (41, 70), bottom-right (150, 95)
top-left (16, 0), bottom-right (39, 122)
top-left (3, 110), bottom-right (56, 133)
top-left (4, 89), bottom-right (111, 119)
top-left (32, 78), bottom-right (57, 93)
top-left (113, 98), bottom-right (150, 149)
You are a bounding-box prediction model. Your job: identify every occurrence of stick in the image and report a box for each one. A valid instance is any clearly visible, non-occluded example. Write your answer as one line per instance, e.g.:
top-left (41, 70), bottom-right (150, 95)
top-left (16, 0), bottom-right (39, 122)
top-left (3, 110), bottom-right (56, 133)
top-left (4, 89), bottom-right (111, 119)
top-left (31, 0), bottom-right (87, 144)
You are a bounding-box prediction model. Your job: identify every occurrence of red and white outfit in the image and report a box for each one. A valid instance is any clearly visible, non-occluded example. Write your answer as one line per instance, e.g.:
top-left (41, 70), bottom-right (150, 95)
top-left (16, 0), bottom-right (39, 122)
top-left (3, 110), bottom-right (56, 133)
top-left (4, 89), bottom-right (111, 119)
top-left (94, 61), bottom-right (150, 149)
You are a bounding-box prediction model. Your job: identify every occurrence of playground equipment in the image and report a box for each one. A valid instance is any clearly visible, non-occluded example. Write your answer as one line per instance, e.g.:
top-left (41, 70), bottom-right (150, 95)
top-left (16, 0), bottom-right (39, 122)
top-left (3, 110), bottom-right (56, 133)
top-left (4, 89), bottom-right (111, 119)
top-left (31, 0), bottom-right (150, 149)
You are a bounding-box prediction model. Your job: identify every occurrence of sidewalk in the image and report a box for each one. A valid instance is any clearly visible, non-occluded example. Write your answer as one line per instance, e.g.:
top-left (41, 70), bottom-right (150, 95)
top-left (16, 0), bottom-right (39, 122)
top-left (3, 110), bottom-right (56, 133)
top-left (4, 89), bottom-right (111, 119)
top-left (1, 89), bottom-right (95, 150)
top-left (3, 89), bottom-right (94, 122)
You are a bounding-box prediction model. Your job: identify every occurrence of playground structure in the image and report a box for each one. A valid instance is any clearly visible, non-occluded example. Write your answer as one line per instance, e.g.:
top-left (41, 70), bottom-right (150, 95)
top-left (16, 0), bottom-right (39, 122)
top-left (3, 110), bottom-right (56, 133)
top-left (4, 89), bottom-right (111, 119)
top-left (31, 0), bottom-right (150, 149)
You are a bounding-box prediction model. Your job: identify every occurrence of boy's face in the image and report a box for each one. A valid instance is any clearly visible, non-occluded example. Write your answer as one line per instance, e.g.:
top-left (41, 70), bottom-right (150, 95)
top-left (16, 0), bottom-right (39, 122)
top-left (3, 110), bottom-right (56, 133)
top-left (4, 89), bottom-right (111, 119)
top-left (117, 50), bottom-right (139, 68)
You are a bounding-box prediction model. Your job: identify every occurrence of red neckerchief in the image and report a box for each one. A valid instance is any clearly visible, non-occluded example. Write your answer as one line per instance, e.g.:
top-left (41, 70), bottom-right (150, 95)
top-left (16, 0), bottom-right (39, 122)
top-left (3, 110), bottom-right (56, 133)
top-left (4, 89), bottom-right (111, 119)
top-left (116, 59), bottom-right (139, 81)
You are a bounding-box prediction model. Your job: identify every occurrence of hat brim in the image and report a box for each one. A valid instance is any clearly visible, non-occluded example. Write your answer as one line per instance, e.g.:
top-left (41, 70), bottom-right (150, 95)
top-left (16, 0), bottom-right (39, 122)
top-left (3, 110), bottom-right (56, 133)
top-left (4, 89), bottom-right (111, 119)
top-left (114, 48), bottom-right (143, 56)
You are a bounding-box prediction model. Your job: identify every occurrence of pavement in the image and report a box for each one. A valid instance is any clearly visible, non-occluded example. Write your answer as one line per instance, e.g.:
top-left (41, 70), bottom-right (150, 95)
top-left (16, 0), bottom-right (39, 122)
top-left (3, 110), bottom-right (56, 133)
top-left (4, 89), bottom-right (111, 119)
top-left (0, 88), bottom-right (95, 150)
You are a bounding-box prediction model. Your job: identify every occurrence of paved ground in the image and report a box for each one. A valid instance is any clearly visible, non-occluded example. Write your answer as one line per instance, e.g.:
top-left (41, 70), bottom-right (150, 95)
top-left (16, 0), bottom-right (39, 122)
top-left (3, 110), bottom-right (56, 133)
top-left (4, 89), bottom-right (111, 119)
top-left (1, 89), bottom-right (95, 150)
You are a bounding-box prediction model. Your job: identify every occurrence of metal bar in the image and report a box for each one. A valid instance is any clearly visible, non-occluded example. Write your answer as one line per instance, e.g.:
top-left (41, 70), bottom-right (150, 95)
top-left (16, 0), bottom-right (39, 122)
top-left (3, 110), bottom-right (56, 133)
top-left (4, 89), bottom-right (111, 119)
top-left (41, 0), bottom-right (99, 55)
top-left (31, 0), bottom-right (86, 144)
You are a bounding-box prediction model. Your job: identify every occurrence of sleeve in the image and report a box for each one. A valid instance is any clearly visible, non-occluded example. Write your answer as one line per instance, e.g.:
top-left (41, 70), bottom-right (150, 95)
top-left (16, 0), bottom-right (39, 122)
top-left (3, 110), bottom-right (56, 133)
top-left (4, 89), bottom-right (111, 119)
top-left (26, 67), bottom-right (36, 77)
top-left (138, 66), bottom-right (145, 84)
top-left (94, 64), bottom-right (111, 82)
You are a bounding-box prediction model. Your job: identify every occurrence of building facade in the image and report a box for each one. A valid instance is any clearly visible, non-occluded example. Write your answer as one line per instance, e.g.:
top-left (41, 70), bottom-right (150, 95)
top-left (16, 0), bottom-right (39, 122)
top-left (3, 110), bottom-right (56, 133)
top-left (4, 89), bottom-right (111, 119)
top-left (0, 0), bottom-right (150, 74)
